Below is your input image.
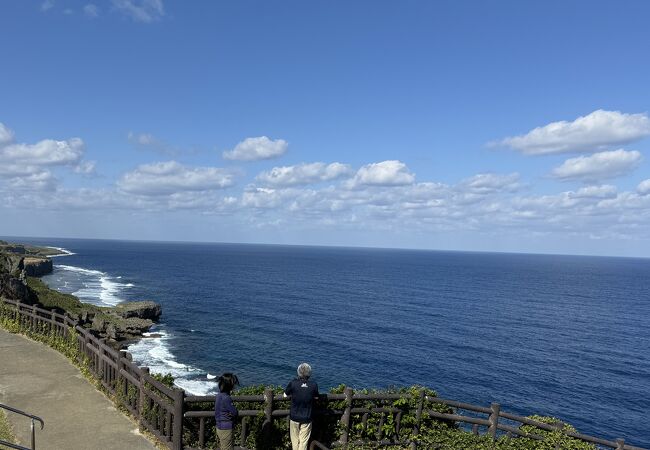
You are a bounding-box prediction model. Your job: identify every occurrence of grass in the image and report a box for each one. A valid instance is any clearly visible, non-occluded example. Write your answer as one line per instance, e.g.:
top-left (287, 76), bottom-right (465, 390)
top-left (0, 409), bottom-right (16, 448)
top-left (26, 277), bottom-right (101, 315)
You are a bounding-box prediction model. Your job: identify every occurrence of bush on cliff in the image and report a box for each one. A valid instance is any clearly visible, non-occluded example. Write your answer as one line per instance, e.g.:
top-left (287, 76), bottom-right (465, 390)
top-left (26, 277), bottom-right (94, 315)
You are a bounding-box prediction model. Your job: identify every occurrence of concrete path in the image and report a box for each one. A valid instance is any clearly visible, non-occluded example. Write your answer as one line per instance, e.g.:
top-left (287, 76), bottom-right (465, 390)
top-left (0, 328), bottom-right (158, 450)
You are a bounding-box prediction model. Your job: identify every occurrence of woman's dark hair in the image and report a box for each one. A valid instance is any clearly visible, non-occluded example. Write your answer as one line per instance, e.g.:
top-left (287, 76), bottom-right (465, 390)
top-left (218, 372), bottom-right (240, 394)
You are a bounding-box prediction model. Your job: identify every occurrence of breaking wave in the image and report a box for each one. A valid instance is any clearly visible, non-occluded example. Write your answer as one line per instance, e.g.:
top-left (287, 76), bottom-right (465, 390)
top-left (127, 328), bottom-right (217, 396)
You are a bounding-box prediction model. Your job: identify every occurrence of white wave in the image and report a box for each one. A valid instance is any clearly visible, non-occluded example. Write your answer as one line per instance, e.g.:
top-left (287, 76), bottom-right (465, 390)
top-left (207, 373), bottom-right (217, 380)
top-left (174, 378), bottom-right (216, 397)
top-left (57, 264), bottom-right (104, 276)
top-left (56, 264), bottom-right (133, 306)
top-left (127, 328), bottom-right (213, 396)
top-left (46, 246), bottom-right (76, 257)
top-left (98, 276), bottom-right (134, 306)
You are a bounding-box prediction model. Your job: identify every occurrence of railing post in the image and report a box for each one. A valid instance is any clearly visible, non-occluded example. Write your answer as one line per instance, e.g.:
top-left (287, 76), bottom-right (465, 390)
top-left (554, 422), bottom-right (564, 450)
top-left (339, 387), bottom-right (353, 444)
top-left (410, 388), bottom-right (425, 449)
top-left (241, 416), bottom-right (249, 445)
top-left (30, 418), bottom-right (35, 450)
top-left (172, 388), bottom-right (184, 450)
top-left (616, 438), bottom-right (625, 450)
top-left (488, 402), bottom-right (500, 439)
top-left (119, 351), bottom-right (128, 403)
top-left (83, 332), bottom-right (90, 364)
top-left (263, 388), bottom-right (274, 440)
top-left (139, 367), bottom-right (150, 422)
top-left (50, 311), bottom-right (56, 335)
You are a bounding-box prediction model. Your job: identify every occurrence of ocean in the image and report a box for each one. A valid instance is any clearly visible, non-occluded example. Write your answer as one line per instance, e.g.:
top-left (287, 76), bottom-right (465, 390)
top-left (6, 237), bottom-right (649, 447)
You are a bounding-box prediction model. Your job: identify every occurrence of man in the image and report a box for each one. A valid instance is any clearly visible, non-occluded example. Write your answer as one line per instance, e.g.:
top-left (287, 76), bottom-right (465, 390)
top-left (284, 362), bottom-right (319, 450)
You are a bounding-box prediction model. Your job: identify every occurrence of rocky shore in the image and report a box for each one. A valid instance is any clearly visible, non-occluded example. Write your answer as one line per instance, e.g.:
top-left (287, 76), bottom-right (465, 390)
top-left (0, 241), bottom-right (162, 349)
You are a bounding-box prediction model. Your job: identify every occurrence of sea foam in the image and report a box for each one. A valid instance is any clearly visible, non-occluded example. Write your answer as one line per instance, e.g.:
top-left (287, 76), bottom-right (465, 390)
top-left (53, 264), bottom-right (134, 306)
top-left (127, 327), bottom-right (217, 396)
top-left (46, 246), bottom-right (76, 257)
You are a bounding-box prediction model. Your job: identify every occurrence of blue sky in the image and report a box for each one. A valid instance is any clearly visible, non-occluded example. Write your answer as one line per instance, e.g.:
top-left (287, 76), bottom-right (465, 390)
top-left (2, 1), bottom-right (650, 256)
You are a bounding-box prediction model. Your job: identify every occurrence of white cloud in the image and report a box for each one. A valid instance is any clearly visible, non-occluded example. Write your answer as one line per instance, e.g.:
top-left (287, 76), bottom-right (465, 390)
top-left (638, 179), bottom-right (650, 196)
top-left (117, 161), bottom-right (235, 195)
top-left (551, 149), bottom-right (643, 181)
top-left (223, 136), bottom-right (288, 161)
top-left (569, 185), bottom-right (618, 199)
top-left (0, 123), bottom-right (15, 146)
top-left (497, 110), bottom-right (650, 155)
top-left (350, 160), bottom-right (415, 187)
top-left (0, 138), bottom-right (84, 166)
top-left (6, 161), bottom-right (650, 245)
top-left (8, 172), bottom-right (58, 192)
top-left (242, 187), bottom-right (293, 209)
top-left (128, 131), bottom-right (156, 146)
top-left (128, 131), bottom-right (178, 156)
top-left (40, 1), bottom-right (54, 12)
top-left (459, 173), bottom-right (521, 194)
top-left (112, 0), bottom-right (164, 23)
top-left (0, 124), bottom-right (90, 192)
top-left (256, 162), bottom-right (352, 187)
top-left (74, 161), bottom-right (97, 175)
top-left (83, 4), bottom-right (99, 18)
top-left (0, 164), bottom-right (42, 177)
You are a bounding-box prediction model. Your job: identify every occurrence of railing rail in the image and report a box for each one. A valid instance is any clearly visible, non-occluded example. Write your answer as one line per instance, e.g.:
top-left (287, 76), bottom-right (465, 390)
top-left (0, 297), bottom-right (185, 450)
top-left (0, 402), bottom-right (45, 450)
top-left (1, 297), bottom-right (647, 450)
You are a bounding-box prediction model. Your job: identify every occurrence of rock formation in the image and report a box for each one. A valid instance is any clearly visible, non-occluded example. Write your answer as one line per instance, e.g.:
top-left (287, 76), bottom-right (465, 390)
top-left (114, 301), bottom-right (162, 321)
top-left (1, 244), bottom-right (162, 348)
top-left (23, 257), bottom-right (53, 277)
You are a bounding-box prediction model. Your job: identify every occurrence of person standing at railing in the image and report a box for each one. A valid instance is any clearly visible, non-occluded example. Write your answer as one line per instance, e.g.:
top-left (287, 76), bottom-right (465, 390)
top-left (214, 372), bottom-right (240, 450)
top-left (284, 362), bottom-right (319, 450)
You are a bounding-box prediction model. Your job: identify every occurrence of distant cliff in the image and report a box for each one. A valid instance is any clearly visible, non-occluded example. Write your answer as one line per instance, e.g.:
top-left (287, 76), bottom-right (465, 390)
top-left (23, 257), bottom-right (53, 277)
top-left (0, 242), bottom-right (57, 277)
top-left (0, 242), bottom-right (162, 349)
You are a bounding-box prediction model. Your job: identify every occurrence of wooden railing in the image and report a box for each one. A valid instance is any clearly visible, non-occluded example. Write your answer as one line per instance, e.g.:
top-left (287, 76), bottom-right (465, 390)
top-left (183, 388), bottom-right (647, 450)
top-left (0, 298), bottom-right (185, 450)
top-left (1, 298), bottom-right (647, 450)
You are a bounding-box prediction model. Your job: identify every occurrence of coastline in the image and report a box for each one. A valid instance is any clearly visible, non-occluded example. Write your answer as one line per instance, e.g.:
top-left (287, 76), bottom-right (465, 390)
top-left (26, 243), bottom-right (216, 395)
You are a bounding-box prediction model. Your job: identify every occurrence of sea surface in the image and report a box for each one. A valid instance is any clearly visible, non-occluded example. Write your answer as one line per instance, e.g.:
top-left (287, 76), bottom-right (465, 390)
top-left (6, 237), bottom-right (650, 447)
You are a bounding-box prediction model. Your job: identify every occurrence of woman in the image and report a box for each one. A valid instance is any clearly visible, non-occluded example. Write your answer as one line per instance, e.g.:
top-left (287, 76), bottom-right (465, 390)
top-left (214, 372), bottom-right (240, 450)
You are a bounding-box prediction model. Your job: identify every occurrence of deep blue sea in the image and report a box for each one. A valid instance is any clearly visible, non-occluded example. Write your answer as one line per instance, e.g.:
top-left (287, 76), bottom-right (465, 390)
top-left (6, 237), bottom-right (650, 447)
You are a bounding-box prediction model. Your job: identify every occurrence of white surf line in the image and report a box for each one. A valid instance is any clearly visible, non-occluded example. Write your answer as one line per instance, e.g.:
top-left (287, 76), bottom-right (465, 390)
top-left (46, 246), bottom-right (76, 257)
top-left (128, 328), bottom-right (215, 396)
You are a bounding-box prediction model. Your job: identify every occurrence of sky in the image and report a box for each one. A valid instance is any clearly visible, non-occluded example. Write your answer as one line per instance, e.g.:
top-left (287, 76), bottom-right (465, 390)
top-left (1, 0), bottom-right (650, 257)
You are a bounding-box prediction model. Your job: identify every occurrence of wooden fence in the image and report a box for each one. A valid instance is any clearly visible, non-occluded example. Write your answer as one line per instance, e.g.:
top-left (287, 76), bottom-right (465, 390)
top-left (1, 298), bottom-right (646, 450)
top-left (0, 298), bottom-right (185, 450)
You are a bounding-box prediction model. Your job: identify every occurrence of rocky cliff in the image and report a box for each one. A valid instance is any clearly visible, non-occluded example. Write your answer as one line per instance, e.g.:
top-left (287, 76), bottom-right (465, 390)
top-left (23, 257), bottom-right (53, 277)
top-left (1, 245), bottom-right (162, 349)
top-left (0, 253), bottom-right (38, 304)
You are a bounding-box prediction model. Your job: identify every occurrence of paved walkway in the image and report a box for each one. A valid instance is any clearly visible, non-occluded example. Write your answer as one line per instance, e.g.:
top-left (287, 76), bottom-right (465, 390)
top-left (0, 328), bottom-right (158, 450)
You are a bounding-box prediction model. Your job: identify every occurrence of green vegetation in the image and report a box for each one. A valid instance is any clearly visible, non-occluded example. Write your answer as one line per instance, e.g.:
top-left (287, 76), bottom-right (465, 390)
top-left (0, 242), bottom-right (62, 257)
top-left (26, 277), bottom-right (99, 315)
top-left (0, 409), bottom-right (16, 447)
top-left (0, 299), bottom-right (600, 450)
top-left (0, 303), bottom-right (80, 361)
top-left (180, 382), bottom-right (598, 450)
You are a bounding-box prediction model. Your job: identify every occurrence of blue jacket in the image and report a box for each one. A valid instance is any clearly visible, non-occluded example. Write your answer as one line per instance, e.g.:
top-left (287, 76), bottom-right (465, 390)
top-left (285, 378), bottom-right (319, 423)
top-left (214, 392), bottom-right (238, 430)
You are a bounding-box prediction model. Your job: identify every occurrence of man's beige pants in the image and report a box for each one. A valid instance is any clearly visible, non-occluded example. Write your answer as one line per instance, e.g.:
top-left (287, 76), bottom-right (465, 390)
top-left (289, 420), bottom-right (312, 450)
top-left (216, 428), bottom-right (233, 450)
